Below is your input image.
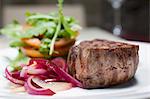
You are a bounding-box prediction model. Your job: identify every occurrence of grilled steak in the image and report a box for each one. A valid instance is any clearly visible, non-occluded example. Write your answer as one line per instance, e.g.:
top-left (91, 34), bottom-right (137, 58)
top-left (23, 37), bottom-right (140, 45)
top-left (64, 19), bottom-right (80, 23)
top-left (67, 39), bottom-right (139, 88)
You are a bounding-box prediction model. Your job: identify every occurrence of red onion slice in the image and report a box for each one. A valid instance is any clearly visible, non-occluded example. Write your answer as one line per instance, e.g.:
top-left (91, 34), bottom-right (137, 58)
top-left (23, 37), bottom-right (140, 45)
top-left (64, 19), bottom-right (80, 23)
top-left (29, 59), bottom-right (48, 66)
top-left (29, 58), bottom-right (48, 64)
top-left (47, 62), bottom-right (83, 87)
top-left (20, 66), bottom-right (28, 78)
top-left (5, 67), bottom-right (25, 85)
top-left (5, 57), bottom-right (82, 95)
top-left (27, 67), bottom-right (47, 75)
top-left (44, 77), bottom-right (61, 82)
top-left (24, 76), bottom-right (55, 95)
top-left (28, 58), bottom-right (49, 70)
top-left (32, 77), bottom-right (72, 92)
top-left (11, 71), bottom-right (21, 78)
top-left (51, 58), bottom-right (67, 72)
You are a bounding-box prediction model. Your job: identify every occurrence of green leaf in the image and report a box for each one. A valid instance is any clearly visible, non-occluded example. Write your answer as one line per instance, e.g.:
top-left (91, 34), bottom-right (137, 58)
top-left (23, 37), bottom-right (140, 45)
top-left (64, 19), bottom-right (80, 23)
top-left (22, 21), bottom-right (57, 38)
top-left (21, 25), bottom-right (47, 38)
top-left (41, 38), bottom-right (52, 45)
top-left (25, 11), bottom-right (36, 17)
top-left (39, 44), bottom-right (49, 55)
top-left (40, 22), bottom-right (56, 27)
top-left (48, 0), bottom-right (64, 55)
top-left (9, 40), bottom-right (27, 47)
top-left (9, 50), bottom-right (30, 71)
top-left (65, 17), bottom-right (77, 24)
top-left (12, 20), bottom-right (20, 24)
top-left (26, 14), bottom-right (55, 21)
top-left (58, 29), bottom-right (70, 38)
top-left (39, 38), bottom-right (51, 55)
top-left (62, 18), bottom-right (77, 39)
top-left (58, 0), bottom-right (77, 39)
top-left (44, 28), bottom-right (55, 38)
top-left (26, 12), bottom-right (57, 26)
top-left (49, 20), bottom-right (61, 55)
top-left (0, 23), bottom-right (23, 39)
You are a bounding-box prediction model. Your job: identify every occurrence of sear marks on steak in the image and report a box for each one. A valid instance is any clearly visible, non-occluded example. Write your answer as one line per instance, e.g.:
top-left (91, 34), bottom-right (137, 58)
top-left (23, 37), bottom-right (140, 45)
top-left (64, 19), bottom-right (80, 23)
top-left (67, 39), bottom-right (139, 88)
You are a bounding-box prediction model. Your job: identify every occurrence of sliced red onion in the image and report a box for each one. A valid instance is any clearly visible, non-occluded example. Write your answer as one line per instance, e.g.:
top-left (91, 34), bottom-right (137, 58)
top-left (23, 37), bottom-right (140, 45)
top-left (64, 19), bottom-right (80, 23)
top-left (45, 72), bottom-right (58, 79)
top-left (34, 64), bottom-right (47, 69)
top-left (11, 71), bottom-right (21, 78)
top-left (5, 57), bottom-right (81, 95)
top-left (46, 62), bottom-right (83, 87)
top-left (29, 59), bottom-right (48, 66)
top-left (24, 76), bottom-right (55, 95)
top-left (44, 79), bottom-right (58, 82)
top-left (32, 77), bottom-right (72, 92)
top-left (20, 66), bottom-right (28, 78)
top-left (27, 67), bottom-right (47, 75)
top-left (11, 71), bottom-right (26, 81)
top-left (51, 58), bottom-right (67, 72)
top-left (5, 67), bottom-right (24, 85)
top-left (28, 58), bottom-right (49, 69)
top-left (44, 77), bottom-right (61, 82)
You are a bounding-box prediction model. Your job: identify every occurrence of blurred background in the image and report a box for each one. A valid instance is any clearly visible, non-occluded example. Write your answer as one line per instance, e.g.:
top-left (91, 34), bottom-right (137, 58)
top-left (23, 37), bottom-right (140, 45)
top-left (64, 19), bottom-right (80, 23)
top-left (0, 0), bottom-right (149, 42)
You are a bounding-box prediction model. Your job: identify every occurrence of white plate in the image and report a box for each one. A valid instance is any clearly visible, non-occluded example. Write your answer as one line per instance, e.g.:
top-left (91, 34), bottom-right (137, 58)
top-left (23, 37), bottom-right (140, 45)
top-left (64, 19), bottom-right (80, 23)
top-left (0, 30), bottom-right (150, 99)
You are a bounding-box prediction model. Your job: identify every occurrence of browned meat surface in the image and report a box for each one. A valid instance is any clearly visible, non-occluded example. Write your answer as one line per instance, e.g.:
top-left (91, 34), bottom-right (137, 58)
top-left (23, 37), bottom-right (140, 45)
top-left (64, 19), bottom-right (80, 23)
top-left (67, 39), bottom-right (139, 88)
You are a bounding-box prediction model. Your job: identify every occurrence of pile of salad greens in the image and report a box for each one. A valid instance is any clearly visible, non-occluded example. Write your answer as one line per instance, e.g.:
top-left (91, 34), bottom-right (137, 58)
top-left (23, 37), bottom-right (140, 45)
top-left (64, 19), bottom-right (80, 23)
top-left (0, 0), bottom-right (81, 70)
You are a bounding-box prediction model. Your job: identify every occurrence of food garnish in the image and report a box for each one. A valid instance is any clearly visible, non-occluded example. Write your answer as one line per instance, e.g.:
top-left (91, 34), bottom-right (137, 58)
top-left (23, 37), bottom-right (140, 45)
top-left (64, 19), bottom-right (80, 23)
top-left (5, 58), bottom-right (82, 95)
top-left (0, 0), bottom-right (81, 58)
top-left (1, 0), bottom-right (82, 95)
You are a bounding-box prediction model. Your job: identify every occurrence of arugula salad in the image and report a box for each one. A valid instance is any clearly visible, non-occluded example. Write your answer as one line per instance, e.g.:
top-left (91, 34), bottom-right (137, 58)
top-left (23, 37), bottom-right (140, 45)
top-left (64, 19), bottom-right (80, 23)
top-left (0, 0), bottom-right (81, 59)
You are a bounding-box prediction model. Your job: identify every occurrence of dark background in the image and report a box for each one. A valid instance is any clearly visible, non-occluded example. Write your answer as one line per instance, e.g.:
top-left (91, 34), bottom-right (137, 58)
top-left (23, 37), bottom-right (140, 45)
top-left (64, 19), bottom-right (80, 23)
top-left (0, 0), bottom-right (149, 42)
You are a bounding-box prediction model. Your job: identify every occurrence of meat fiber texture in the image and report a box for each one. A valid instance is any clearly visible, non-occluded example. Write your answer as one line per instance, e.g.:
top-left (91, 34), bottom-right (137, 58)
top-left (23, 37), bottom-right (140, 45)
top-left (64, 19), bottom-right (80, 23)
top-left (67, 39), bottom-right (139, 88)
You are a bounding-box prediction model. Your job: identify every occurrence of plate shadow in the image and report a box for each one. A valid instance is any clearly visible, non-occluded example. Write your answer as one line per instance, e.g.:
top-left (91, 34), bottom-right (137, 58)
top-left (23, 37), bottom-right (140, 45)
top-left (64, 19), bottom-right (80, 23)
top-left (110, 77), bottom-right (138, 89)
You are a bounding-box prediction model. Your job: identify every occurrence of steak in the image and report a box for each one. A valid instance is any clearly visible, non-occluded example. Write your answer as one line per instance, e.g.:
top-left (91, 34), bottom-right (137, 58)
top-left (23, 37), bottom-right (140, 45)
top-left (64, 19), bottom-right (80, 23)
top-left (67, 39), bottom-right (139, 88)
